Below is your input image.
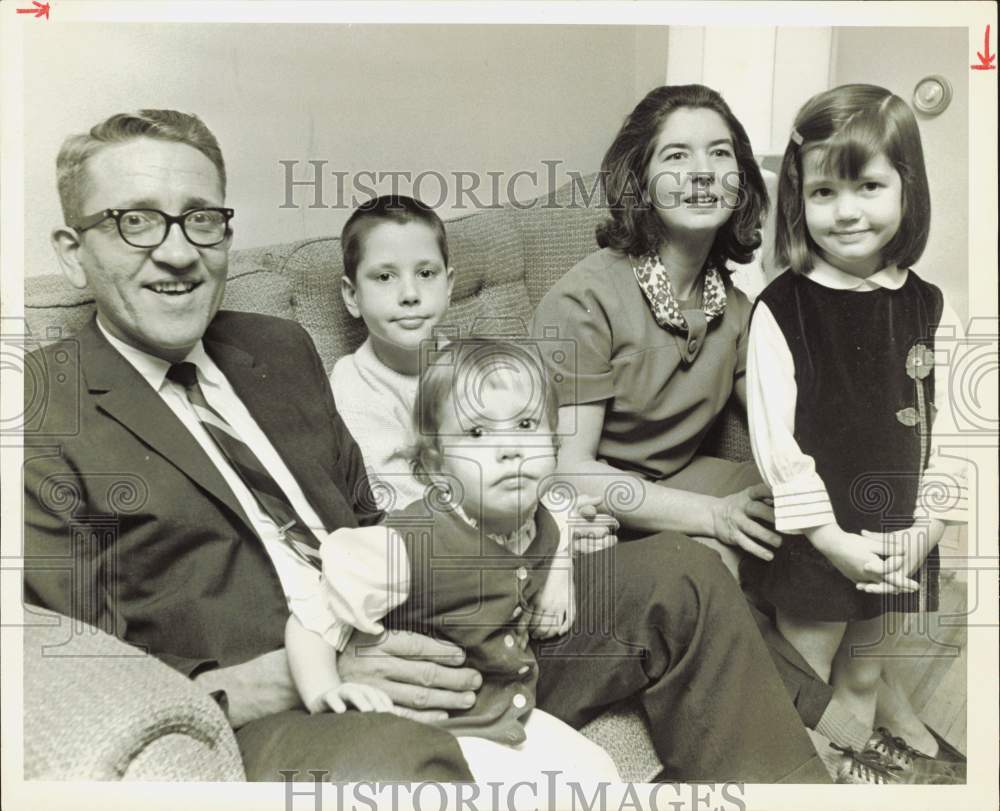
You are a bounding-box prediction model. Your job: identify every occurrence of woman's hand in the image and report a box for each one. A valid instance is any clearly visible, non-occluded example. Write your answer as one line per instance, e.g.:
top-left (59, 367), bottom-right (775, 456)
top-left (529, 561), bottom-right (575, 639)
top-left (710, 483), bottom-right (783, 561)
top-left (567, 495), bottom-right (619, 555)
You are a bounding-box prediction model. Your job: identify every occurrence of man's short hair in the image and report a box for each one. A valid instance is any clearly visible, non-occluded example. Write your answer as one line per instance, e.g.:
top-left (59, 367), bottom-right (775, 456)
top-left (56, 110), bottom-right (226, 225)
top-left (340, 195), bottom-right (449, 283)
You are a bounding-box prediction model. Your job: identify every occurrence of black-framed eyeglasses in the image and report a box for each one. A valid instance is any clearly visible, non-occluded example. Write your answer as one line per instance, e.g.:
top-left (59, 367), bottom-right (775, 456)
top-left (71, 208), bottom-right (235, 249)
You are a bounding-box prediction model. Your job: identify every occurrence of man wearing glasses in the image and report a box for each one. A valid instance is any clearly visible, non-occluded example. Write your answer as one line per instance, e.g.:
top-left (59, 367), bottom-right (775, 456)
top-left (25, 110), bottom-right (475, 781)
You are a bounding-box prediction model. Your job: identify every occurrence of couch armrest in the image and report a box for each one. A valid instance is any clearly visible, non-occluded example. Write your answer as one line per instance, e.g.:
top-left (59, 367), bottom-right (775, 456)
top-left (23, 612), bottom-right (245, 781)
top-left (580, 703), bottom-right (661, 783)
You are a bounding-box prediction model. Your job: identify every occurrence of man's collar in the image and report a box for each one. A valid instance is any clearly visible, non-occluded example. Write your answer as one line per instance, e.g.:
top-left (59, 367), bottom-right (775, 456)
top-left (806, 258), bottom-right (907, 291)
top-left (96, 316), bottom-right (210, 391)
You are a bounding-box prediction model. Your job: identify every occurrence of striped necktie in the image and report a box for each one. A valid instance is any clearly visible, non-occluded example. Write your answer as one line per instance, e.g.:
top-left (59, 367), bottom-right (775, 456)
top-left (166, 361), bottom-right (322, 569)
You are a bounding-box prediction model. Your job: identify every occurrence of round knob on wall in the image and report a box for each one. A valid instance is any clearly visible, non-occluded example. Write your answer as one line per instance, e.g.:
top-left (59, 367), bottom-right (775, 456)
top-left (912, 75), bottom-right (953, 116)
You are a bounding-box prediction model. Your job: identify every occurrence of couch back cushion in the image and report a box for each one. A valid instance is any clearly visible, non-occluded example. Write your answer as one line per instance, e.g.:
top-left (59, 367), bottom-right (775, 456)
top-left (513, 175), bottom-right (609, 309)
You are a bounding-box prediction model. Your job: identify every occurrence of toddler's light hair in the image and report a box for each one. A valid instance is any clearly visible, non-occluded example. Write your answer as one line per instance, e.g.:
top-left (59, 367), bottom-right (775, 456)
top-left (405, 338), bottom-right (560, 485)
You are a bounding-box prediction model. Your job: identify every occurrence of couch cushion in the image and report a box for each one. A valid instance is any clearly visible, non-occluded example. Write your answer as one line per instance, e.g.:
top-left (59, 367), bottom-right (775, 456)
top-left (510, 173), bottom-right (608, 309)
top-left (439, 206), bottom-right (533, 337)
top-left (221, 243), bottom-right (299, 320)
top-left (254, 236), bottom-right (353, 369)
top-left (580, 703), bottom-right (661, 783)
top-left (23, 276), bottom-right (101, 344)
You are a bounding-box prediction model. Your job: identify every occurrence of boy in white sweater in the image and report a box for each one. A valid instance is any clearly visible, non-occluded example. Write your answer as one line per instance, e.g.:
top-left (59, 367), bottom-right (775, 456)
top-left (331, 195), bottom-right (452, 510)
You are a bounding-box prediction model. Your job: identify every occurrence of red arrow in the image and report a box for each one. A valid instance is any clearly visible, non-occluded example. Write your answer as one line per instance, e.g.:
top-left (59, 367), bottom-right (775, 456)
top-left (972, 24), bottom-right (996, 70)
top-left (16, 1), bottom-right (49, 19)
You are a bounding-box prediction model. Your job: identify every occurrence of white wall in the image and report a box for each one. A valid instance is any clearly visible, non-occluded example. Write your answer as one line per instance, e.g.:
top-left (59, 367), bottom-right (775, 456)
top-left (666, 26), bottom-right (833, 155)
top-left (24, 23), bottom-right (669, 277)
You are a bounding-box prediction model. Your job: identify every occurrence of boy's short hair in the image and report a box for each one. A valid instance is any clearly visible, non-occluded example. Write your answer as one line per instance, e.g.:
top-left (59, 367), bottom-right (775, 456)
top-left (56, 110), bottom-right (226, 226)
top-left (341, 195), bottom-right (449, 282)
top-left (406, 338), bottom-right (560, 485)
top-left (596, 84), bottom-right (768, 270)
top-left (775, 84), bottom-right (930, 274)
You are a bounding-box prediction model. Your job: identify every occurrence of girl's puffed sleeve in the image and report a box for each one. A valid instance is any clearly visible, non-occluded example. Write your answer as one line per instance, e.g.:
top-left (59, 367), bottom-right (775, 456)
top-left (747, 301), bottom-right (837, 532)
top-left (289, 526), bottom-right (411, 651)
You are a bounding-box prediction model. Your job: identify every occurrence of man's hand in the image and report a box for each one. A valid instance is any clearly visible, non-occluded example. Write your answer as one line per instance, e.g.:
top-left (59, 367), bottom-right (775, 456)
top-left (337, 629), bottom-right (482, 723)
top-left (194, 649), bottom-right (301, 729)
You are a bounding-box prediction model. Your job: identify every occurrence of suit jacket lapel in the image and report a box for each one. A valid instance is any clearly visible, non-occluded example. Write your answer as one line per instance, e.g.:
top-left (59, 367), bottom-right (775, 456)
top-left (205, 333), bottom-right (341, 531)
top-left (78, 319), bottom-right (255, 533)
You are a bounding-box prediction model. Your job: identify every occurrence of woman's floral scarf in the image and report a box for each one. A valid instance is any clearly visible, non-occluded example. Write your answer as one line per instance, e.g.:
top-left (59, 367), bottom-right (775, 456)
top-left (631, 252), bottom-right (727, 333)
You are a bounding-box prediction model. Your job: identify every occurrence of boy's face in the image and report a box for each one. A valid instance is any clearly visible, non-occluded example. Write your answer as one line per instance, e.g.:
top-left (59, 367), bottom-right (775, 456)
top-left (342, 221), bottom-right (454, 371)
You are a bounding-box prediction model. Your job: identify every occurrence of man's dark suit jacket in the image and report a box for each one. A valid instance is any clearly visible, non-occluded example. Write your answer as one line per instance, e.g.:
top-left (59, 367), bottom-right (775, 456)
top-left (23, 312), bottom-right (382, 675)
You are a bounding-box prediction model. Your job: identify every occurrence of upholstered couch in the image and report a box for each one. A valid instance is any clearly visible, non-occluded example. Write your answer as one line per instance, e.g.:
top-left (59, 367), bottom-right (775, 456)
top-left (23, 178), bottom-right (758, 782)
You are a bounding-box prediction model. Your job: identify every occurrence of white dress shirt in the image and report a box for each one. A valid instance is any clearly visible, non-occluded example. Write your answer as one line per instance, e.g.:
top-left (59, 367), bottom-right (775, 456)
top-left (746, 261), bottom-right (968, 533)
top-left (97, 319), bottom-right (325, 607)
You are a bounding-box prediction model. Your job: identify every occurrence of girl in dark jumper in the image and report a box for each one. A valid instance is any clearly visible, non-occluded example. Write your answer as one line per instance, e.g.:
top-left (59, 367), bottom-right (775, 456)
top-left (746, 84), bottom-right (967, 783)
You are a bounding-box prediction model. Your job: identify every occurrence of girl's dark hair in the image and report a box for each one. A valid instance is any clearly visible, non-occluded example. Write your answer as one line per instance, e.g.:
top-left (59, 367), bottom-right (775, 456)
top-left (595, 84), bottom-right (768, 269)
top-left (775, 84), bottom-right (930, 274)
top-left (341, 195), bottom-right (449, 282)
top-left (405, 338), bottom-right (560, 485)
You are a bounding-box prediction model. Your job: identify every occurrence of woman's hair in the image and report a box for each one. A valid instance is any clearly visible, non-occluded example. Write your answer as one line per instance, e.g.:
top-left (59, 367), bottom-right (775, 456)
top-left (341, 195), bottom-right (449, 282)
top-left (405, 338), bottom-right (560, 484)
top-left (595, 84), bottom-right (768, 269)
top-left (56, 110), bottom-right (226, 226)
top-left (775, 83), bottom-right (930, 274)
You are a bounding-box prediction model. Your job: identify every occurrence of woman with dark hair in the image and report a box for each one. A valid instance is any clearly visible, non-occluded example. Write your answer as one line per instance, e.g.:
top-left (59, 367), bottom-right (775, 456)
top-left (532, 84), bottom-right (777, 570)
